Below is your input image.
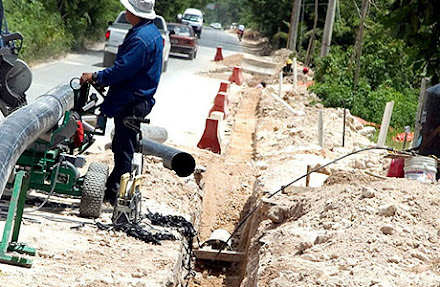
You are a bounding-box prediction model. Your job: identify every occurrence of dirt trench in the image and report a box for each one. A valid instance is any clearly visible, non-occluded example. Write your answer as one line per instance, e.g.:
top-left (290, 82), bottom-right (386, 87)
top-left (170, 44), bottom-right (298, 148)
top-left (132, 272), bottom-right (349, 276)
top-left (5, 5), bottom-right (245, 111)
top-left (190, 87), bottom-right (263, 286)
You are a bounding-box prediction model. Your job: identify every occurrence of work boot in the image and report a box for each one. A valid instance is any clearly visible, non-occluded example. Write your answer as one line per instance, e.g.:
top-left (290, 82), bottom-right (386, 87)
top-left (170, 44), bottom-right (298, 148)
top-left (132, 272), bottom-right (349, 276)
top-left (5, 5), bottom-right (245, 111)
top-left (103, 189), bottom-right (117, 206)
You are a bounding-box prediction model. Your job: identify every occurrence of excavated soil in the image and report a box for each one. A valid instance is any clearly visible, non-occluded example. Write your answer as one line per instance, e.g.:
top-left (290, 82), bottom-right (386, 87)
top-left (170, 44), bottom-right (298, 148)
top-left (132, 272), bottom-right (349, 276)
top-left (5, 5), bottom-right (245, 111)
top-left (0, 42), bottom-right (436, 287)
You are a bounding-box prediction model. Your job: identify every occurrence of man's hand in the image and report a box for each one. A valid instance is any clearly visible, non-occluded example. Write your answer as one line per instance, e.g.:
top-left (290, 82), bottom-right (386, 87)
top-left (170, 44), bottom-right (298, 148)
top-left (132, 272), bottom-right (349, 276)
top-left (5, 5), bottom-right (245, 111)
top-left (81, 72), bottom-right (94, 84)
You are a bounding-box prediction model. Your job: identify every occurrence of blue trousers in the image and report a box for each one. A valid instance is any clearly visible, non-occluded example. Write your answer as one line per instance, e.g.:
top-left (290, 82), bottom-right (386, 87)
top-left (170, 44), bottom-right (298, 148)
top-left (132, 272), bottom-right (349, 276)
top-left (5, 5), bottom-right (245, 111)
top-left (105, 100), bottom-right (152, 200)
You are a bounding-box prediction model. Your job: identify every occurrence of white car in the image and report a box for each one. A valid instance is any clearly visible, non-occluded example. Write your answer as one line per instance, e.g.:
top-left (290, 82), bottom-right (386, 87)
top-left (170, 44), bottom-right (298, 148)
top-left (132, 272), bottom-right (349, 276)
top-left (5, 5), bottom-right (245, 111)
top-left (210, 22), bottom-right (222, 30)
top-left (103, 12), bottom-right (171, 72)
top-left (181, 8), bottom-right (203, 38)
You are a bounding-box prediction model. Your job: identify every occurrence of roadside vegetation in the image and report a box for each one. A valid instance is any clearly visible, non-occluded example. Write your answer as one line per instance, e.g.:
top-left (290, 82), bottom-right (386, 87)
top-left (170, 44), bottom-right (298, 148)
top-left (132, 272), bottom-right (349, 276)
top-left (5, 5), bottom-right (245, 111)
top-left (205, 0), bottom-right (439, 131)
top-left (6, 0), bottom-right (439, 130)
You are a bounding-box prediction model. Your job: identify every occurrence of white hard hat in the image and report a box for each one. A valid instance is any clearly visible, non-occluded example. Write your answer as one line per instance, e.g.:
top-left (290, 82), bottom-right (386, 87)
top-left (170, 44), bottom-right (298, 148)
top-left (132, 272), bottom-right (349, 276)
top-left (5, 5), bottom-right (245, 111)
top-left (120, 0), bottom-right (156, 20)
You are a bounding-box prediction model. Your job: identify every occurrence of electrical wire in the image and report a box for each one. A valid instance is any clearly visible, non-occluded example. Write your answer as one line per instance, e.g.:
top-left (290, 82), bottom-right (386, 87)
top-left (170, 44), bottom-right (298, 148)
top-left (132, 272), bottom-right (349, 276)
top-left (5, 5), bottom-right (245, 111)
top-left (24, 159), bottom-right (63, 214)
top-left (216, 146), bottom-right (395, 256)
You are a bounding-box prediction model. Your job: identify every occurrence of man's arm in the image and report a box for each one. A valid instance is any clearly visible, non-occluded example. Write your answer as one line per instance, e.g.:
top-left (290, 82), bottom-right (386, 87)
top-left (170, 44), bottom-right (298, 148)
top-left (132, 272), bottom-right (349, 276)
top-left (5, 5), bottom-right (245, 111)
top-left (81, 38), bottom-right (148, 86)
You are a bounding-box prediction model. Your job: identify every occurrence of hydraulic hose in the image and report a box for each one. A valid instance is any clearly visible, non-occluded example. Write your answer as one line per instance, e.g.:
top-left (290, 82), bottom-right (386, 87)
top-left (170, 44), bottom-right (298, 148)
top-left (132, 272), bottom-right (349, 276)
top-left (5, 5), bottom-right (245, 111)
top-left (0, 83), bottom-right (74, 198)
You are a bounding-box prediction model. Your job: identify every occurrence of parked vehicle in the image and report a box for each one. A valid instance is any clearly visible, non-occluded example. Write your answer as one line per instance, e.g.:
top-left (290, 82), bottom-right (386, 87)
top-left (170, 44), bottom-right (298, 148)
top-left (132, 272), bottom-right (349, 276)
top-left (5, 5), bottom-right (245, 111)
top-left (167, 23), bottom-right (198, 60)
top-left (210, 22), bottom-right (222, 30)
top-left (103, 11), bottom-right (171, 72)
top-left (181, 8), bottom-right (203, 38)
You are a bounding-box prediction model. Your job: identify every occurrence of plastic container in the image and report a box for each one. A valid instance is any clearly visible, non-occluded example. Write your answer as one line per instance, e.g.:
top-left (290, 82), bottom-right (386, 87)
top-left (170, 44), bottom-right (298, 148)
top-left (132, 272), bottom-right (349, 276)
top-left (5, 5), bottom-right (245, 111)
top-left (387, 158), bottom-right (404, 178)
top-left (404, 156), bottom-right (438, 183)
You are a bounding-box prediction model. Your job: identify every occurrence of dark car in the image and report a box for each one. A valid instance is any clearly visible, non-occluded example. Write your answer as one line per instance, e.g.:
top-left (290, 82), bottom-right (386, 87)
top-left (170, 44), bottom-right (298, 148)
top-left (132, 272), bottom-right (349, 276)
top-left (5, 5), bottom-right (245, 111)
top-left (167, 23), bottom-right (198, 60)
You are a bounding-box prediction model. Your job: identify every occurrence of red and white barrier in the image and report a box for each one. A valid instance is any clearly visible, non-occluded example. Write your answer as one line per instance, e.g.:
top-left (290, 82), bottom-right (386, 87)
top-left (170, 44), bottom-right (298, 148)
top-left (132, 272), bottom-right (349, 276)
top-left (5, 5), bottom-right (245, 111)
top-left (229, 66), bottom-right (244, 85)
top-left (218, 81), bottom-right (230, 94)
top-left (214, 46), bottom-right (224, 62)
top-left (197, 118), bottom-right (222, 154)
top-left (209, 92), bottom-right (229, 119)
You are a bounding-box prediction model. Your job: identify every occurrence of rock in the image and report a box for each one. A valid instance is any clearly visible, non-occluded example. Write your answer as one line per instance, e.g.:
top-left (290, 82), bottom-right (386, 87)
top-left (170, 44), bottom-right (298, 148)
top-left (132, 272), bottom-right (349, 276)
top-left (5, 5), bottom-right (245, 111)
top-left (353, 159), bottom-right (366, 169)
top-left (411, 252), bottom-right (429, 262)
top-left (314, 234), bottom-right (332, 245)
top-left (323, 200), bottom-right (337, 212)
top-left (361, 187), bottom-right (376, 198)
top-left (297, 241), bottom-right (313, 252)
top-left (380, 225), bottom-right (395, 235)
top-left (256, 161), bottom-right (268, 170)
top-left (379, 205), bottom-right (397, 217)
top-left (359, 126), bottom-right (376, 138)
top-left (293, 110), bottom-right (305, 117)
top-left (387, 255), bottom-right (401, 264)
top-left (302, 253), bottom-right (319, 262)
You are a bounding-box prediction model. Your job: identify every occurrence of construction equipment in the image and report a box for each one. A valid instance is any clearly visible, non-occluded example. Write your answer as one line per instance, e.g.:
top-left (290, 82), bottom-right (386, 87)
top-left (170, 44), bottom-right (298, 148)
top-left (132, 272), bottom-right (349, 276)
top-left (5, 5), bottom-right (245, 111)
top-left (112, 117), bottom-right (197, 225)
top-left (194, 229), bottom-right (244, 263)
top-left (0, 79), bottom-right (112, 267)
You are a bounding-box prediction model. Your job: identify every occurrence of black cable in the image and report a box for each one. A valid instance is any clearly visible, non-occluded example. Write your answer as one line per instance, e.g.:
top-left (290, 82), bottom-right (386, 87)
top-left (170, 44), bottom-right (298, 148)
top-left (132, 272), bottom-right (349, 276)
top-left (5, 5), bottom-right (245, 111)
top-left (216, 146), bottom-right (395, 256)
top-left (24, 158), bottom-right (63, 214)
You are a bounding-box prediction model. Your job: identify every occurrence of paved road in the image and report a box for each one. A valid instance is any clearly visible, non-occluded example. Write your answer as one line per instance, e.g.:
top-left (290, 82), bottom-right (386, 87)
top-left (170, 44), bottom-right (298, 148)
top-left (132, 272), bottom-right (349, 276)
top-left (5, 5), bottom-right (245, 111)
top-left (199, 27), bottom-right (242, 52)
top-left (25, 28), bottom-right (241, 147)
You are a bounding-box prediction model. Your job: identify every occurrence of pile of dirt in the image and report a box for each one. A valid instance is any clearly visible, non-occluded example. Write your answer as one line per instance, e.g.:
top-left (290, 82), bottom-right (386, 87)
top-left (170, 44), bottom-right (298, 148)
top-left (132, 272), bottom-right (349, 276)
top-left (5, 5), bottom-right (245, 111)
top-left (228, 51), bottom-right (440, 287)
top-left (216, 54), bottom-right (244, 68)
top-left (243, 178), bottom-right (440, 286)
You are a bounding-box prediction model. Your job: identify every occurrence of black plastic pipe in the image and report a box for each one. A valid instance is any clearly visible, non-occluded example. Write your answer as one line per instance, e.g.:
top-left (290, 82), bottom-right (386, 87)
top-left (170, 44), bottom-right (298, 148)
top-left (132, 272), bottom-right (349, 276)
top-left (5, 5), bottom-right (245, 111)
top-left (141, 138), bottom-right (196, 177)
top-left (0, 83), bottom-right (74, 198)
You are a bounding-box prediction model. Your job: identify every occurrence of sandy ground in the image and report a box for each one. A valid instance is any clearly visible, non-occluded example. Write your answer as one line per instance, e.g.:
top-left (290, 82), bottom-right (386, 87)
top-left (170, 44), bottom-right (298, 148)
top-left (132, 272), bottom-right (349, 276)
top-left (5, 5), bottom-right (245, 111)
top-left (0, 34), bottom-right (437, 287)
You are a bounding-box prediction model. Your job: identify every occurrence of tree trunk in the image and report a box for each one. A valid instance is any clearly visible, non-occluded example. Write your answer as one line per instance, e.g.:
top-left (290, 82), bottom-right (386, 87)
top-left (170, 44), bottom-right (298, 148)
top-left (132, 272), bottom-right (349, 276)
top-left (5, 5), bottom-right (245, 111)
top-left (352, 0), bottom-right (370, 90)
top-left (320, 0), bottom-right (337, 57)
top-left (287, 0), bottom-right (302, 52)
top-left (305, 0), bottom-right (319, 66)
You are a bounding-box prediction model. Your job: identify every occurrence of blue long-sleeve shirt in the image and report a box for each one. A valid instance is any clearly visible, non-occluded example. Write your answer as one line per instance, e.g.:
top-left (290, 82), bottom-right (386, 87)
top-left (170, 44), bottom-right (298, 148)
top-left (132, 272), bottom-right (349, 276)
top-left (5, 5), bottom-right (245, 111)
top-left (96, 19), bottom-right (163, 117)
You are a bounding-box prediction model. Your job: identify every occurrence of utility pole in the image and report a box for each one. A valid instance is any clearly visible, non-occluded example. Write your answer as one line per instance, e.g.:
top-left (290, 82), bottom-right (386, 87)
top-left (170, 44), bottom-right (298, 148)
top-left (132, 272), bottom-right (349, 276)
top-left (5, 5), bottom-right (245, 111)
top-left (287, 0), bottom-right (302, 52)
top-left (352, 0), bottom-right (369, 90)
top-left (320, 0), bottom-right (337, 57)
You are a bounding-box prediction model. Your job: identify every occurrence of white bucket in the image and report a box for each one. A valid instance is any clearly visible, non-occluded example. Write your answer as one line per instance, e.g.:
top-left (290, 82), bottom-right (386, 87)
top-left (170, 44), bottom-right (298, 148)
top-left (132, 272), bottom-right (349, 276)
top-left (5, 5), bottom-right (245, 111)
top-left (404, 156), bottom-right (438, 183)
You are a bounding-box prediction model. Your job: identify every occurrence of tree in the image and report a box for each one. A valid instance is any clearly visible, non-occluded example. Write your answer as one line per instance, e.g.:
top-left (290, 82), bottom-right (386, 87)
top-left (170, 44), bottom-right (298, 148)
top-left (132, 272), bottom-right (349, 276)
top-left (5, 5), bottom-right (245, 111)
top-left (287, 0), bottom-right (302, 51)
top-left (386, 0), bottom-right (440, 84)
top-left (320, 0), bottom-right (337, 57)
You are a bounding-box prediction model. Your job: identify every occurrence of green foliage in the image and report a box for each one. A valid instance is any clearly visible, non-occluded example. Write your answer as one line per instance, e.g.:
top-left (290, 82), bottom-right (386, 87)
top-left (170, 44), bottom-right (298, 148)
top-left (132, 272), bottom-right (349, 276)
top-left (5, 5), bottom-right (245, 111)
top-left (386, 0), bottom-right (440, 84)
top-left (5, 0), bottom-right (70, 61)
top-left (310, 43), bottom-right (419, 130)
top-left (4, 0), bottom-right (121, 62)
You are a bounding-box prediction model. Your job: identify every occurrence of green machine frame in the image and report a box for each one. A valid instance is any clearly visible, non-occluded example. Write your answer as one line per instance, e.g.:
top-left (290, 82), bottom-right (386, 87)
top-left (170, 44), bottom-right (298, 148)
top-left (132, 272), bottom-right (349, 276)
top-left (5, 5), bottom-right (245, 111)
top-left (0, 82), bottom-right (107, 267)
top-left (0, 171), bottom-right (34, 267)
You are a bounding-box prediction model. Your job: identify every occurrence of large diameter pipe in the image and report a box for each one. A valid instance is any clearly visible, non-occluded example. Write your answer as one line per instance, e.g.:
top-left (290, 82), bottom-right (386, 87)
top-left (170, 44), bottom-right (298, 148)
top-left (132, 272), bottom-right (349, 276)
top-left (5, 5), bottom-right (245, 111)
top-left (141, 138), bottom-right (196, 177)
top-left (0, 83), bottom-right (74, 198)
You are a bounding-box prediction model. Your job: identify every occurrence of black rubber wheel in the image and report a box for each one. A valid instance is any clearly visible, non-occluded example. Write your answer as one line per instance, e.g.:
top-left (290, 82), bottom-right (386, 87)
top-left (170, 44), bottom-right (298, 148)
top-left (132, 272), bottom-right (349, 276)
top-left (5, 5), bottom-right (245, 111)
top-left (87, 162), bottom-right (109, 175)
top-left (189, 52), bottom-right (194, 60)
top-left (79, 164), bottom-right (108, 218)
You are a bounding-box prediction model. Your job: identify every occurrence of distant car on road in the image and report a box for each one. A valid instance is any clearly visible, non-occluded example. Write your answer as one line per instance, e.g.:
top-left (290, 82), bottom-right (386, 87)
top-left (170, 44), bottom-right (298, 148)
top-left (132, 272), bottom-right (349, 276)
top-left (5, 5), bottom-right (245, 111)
top-left (210, 22), bottom-right (222, 30)
top-left (167, 23), bottom-right (198, 60)
top-left (181, 8), bottom-right (203, 38)
top-left (103, 11), bottom-right (171, 72)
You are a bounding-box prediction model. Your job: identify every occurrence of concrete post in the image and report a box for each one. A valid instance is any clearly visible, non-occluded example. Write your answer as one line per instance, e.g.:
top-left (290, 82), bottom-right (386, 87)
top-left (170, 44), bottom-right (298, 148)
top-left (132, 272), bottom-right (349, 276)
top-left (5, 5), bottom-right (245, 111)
top-left (318, 110), bottom-right (323, 147)
top-left (279, 71), bottom-right (283, 98)
top-left (377, 101), bottom-right (394, 147)
top-left (293, 57), bottom-right (298, 92)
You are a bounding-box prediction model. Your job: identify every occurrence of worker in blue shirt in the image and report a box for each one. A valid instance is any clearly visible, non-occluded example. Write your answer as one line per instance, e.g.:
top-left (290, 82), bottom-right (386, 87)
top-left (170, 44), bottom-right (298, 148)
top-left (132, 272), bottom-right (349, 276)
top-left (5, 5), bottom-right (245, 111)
top-left (81, 0), bottom-right (163, 204)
